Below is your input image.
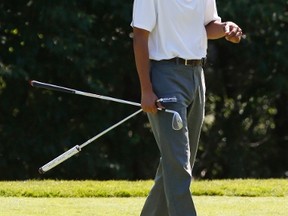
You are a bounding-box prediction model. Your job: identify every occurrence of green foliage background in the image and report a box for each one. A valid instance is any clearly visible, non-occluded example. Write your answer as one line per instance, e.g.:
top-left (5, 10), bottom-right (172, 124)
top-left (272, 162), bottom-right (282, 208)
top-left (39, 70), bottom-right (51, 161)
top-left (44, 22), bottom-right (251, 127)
top-left (0, 0), bottom-right (287, 180)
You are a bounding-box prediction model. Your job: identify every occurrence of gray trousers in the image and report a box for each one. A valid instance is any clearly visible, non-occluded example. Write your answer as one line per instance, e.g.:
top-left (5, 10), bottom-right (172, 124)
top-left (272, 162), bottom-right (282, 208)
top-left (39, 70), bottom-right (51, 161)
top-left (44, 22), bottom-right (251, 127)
top-left (140, 61), bottom-right (206, 216)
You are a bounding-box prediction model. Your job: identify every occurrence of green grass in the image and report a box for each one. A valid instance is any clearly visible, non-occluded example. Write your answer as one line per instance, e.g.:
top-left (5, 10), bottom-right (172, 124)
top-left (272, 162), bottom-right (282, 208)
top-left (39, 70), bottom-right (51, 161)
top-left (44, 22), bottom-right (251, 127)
top-left (0, 179), bottom-right (287, 197)
top-left (1, 196), bottom-right (287, 216)
top-left (1, 179), bottom-right (287, 215)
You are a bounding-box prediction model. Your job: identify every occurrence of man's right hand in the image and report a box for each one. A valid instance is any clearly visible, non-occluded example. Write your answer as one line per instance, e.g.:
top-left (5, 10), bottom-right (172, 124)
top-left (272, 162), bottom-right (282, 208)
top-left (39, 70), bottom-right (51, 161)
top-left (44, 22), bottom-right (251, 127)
top-left (141, 91), bottom-right (164, 114)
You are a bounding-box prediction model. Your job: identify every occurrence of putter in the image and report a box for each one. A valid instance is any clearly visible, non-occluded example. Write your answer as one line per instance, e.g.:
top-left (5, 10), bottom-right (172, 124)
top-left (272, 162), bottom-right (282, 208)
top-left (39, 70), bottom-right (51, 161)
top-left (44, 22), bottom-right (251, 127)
top-left (30, 80), bottom-right (183, 130)
top-left (38, 109), bottom-right (143, 174)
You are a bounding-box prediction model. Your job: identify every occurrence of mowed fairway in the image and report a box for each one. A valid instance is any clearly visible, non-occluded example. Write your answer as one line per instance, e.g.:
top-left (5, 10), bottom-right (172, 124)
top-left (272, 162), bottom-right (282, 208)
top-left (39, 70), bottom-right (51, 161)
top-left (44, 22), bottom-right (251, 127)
top-left (1, 196), bottom-right (287, 216)
top-left (1, 179), bottom-right (287, 216)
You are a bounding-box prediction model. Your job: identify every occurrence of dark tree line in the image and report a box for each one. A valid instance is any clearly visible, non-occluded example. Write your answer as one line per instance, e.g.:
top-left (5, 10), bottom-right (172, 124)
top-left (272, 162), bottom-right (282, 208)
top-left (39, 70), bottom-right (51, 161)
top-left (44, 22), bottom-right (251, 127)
top-left (0, 0), bottom-right (287, 180)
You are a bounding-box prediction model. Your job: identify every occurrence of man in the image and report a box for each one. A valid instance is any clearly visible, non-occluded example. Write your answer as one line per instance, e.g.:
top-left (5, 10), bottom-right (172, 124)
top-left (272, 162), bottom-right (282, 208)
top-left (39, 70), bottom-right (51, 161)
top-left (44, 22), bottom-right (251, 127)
top-left (131, 0), bottom-right (242, 215)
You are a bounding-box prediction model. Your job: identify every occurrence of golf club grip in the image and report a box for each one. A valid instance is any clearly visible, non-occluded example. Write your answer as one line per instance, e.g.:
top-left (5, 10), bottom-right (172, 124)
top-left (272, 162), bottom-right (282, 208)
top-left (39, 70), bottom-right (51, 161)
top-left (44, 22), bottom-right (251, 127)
top-left (30, 80), bottom-right (76, 94)
top-left (38, 145), bottom-right (81, 174)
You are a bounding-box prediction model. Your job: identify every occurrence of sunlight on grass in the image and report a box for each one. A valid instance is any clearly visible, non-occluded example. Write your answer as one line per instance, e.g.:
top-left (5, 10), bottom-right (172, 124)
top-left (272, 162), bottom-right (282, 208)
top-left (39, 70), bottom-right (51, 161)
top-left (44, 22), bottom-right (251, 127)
top-left (0, 179), bottom-right (287, 197)
top-left (1, 196), bottom-right (287, 216)
top-left (0, 179), bottom-right (287, 215)
top-left (195, 196), bottom-right (288, 216)
top-left (0, 197), bottom-right (143, 216)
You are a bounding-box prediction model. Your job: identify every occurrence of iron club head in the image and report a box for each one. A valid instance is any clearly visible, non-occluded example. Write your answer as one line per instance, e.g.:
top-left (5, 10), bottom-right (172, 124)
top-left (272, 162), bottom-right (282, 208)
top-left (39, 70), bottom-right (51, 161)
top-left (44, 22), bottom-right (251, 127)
top-left (171, 111), bottom-right (183, 130)
top-left (156, 97), bottom-right (183, 130)
top-left (157, 108), bottom-right (183, 130)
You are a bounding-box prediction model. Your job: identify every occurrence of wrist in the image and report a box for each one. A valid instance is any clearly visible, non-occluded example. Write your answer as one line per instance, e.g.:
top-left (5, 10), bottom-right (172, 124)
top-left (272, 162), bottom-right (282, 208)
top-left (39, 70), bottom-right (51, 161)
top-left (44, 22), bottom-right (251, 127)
top-left (222, 22), bottom-right (228, 34)
top-left (140, 83), bottom-right (153, 94)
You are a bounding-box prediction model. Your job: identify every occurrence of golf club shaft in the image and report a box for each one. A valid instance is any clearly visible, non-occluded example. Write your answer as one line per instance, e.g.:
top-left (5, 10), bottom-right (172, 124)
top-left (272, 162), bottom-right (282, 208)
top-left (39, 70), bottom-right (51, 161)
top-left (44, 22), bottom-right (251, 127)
top-left (38, 108), bottom-right (142, 174)
top-left (30, 80), bottom-right (140, 106)
top-left (80, 108), bottom-right (142, 149)
top-left (30, 80), bottom-right (175, 113)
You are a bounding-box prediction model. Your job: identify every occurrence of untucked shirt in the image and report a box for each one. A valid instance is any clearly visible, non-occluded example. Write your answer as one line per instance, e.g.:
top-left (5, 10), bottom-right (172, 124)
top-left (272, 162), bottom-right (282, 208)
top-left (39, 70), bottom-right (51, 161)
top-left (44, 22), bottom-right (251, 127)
top-left (131, 0), bottom-right (221, 60)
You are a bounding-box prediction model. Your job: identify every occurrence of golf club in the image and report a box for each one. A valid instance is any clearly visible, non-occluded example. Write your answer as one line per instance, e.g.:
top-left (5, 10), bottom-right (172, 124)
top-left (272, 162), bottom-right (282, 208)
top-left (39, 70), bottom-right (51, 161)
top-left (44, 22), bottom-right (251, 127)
top-left (30, 80), bottom-right (183, 130)
top-left (38, 108), bottom-right (143, 174)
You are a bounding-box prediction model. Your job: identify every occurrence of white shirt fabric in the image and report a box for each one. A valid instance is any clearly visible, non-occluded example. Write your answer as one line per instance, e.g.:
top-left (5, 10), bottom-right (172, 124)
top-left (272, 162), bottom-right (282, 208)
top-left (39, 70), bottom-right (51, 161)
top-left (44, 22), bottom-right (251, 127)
top-left (131, 0), bottom-right (221, 60)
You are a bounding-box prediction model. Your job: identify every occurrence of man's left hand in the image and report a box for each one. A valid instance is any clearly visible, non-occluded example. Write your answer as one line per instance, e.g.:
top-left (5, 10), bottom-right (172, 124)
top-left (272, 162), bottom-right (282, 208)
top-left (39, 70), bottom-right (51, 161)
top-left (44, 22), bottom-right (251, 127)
top-left (224, 21), bottom-right (243, 43)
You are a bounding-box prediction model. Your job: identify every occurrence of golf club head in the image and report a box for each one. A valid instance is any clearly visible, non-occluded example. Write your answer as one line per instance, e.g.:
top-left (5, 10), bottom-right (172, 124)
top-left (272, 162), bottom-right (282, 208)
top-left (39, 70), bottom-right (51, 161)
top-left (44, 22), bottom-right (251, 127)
top-left (171, 111), bottom-right (183, 130)
top-left (158, 108), bottom-right (183, 130)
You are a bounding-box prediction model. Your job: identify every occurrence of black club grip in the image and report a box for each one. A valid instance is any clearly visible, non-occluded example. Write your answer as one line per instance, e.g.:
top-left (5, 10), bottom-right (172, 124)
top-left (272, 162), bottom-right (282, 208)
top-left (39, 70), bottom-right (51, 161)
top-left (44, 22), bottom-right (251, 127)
top-left (30, 80), bottom-right (76, 94)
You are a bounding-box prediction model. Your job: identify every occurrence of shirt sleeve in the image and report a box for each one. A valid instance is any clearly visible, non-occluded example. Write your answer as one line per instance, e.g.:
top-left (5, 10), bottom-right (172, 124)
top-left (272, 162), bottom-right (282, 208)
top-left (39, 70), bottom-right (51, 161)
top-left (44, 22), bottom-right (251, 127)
top-left (204, 0), bottom-right (221, 25)
top-left (131, 0), bottom-right (157, 32)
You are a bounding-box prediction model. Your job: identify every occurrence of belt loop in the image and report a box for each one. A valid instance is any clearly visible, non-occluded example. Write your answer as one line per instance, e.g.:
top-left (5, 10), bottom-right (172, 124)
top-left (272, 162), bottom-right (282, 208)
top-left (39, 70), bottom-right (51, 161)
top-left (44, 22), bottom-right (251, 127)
top-left (176, 58), bottom-right (179, 64)
top-left (201, 58), bottom-right (207, 67)
top-left (184, 59), bottom-right (188, 66)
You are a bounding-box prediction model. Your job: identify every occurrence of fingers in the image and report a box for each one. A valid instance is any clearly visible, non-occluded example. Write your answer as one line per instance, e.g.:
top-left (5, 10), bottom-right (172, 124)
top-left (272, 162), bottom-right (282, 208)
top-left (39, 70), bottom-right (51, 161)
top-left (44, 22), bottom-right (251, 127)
top-left (142, 102), bottom-right (158, 114)
top-left (141, 93), bottom-right (159, 114)
top-left (224, 22), bottom-right (243, 43)
top-left (225, 27), bottom-right (242, 38)
top-left (142, 100), bottom-right (166, 114)
top-left (141, 97), bottom-right (167, 114)
top-left (155, 100), bottom-right (165, 110)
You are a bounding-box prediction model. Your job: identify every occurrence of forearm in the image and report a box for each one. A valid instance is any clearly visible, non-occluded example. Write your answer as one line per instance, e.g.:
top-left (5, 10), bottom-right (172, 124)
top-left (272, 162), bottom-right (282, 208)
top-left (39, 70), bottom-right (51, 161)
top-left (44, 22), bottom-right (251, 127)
top-left (205, 20), bottom-right (226, 39)
top-left (133, 28), bottom-right (153, 94)
top-left (133, 27), bottom-right (159, 113)
top-left (206, 20), bottom-right (243, 43)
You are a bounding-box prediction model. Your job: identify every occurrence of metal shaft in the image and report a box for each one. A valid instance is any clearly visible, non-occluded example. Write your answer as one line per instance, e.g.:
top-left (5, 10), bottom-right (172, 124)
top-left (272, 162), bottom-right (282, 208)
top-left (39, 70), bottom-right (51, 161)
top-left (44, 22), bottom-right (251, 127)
top-left (30, 80), bottom-right (178, 113)
top-left (38, 108), bottom-right (142, 174)
top-left (30, 80), bottom-right (140, 106)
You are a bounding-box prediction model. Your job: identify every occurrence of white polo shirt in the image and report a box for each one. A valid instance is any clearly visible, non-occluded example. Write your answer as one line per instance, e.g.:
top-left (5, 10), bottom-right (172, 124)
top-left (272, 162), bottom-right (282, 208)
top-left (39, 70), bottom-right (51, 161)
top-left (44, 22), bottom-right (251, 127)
top-left (131, 0), bottom-right (221, 60)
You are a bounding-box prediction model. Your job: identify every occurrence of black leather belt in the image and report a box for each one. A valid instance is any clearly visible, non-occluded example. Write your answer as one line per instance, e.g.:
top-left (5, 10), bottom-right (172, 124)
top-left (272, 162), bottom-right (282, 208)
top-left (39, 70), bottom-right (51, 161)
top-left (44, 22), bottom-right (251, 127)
top-left (160, 57), bottom-right (206, 66)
